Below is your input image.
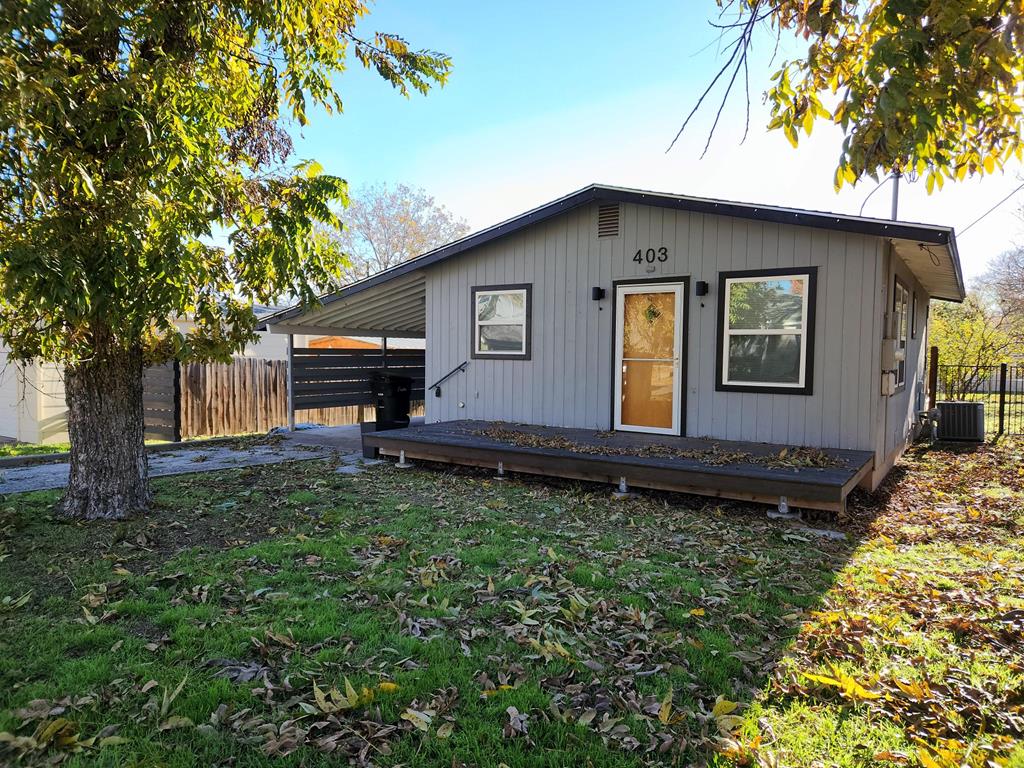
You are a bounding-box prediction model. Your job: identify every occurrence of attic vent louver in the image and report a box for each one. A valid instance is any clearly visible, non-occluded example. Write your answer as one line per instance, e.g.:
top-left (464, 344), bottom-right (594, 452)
top-left (597, 203), bottom-right (620, 238)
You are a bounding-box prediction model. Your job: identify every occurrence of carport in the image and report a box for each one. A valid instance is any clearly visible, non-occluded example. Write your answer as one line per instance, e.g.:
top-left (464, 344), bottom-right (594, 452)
top-left (258, 269), bottom-right (428, 429)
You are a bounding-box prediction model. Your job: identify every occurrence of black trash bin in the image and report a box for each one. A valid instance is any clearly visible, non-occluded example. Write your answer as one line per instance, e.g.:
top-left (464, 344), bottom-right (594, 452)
top-left (362, 370), bottom-right (413, 458)
top-left (372, 370), bottom-right (413, 430)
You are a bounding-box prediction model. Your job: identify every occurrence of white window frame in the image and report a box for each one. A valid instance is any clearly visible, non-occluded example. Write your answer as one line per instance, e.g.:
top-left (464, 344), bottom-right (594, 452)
top-left (893, 279), bottom-right (909, 389)
top-left (720, 272), bottom-right (812, 391)
top-left (472, 286), bottom-right (530, 359)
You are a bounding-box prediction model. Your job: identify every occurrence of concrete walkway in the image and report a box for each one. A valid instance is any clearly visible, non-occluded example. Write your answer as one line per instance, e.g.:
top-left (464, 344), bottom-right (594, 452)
top-left (0, 421), bottom-right (419, 495)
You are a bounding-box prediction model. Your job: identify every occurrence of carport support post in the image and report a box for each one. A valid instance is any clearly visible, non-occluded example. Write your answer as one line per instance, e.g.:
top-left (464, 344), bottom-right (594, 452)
top-left (286, 334), bottom-right (295, 432)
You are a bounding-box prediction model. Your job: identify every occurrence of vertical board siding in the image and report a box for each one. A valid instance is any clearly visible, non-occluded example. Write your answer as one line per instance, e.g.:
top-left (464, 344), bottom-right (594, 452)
top-left (882, 247), bottom-right (930, 461)
top-left (425, 202), bottom-right (885, 452)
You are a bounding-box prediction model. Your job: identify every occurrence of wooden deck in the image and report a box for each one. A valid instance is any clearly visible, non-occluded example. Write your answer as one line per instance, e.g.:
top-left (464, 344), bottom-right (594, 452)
top-left (363, 420), bottom-right (874, 513)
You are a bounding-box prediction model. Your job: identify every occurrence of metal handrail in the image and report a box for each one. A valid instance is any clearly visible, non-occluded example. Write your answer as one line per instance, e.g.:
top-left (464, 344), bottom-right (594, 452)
top-left (428, 361), bottom-right (468, 396)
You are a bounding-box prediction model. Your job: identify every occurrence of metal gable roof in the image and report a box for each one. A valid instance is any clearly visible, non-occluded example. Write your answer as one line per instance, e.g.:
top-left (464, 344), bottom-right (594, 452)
top-left (260, 183), bottom-right (965, 333)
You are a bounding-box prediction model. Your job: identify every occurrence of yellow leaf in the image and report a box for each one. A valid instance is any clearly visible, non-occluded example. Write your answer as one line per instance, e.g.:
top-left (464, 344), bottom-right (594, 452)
top-left (784, 124), bottom-right (799, 148)
top-left (712, 696), bottom-right (738, 718)
top-left (802, 109), bottom-right (814, 135)
top-left (378, 681), bottom-right (400, 694)
top-left (400, 707), bottom-right (432, 732)
top-left (917, 747), bottom-right (943, 768)
top-left (344, 677), bottom-right (359, 706)
top-left (36, 718), bottom-right (76, 745)
top-left (658, 688), bottom-right (674, 725)
top-left (716, 714), bottom-right (745, 734)
top-left (689, 608), bottom-right (705, 617)
top-left (802, 668), bottom-right (880, 700)
top-left (313, 681), bottom-right (334, 713)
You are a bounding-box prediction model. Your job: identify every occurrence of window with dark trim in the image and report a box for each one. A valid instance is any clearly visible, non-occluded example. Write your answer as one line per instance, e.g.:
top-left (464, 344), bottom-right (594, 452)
top-left (471, 284), bottom-right (532, 360)
top-left (716, 267), bottom-right (817, 395)
top-left (893, 278), bottom-right (909, 390)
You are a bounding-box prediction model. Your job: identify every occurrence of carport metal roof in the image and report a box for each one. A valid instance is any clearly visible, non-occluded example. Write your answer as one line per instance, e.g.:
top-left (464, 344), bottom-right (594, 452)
top-left (259, 183), bottom-right (966, 337)
top-left (261, 270), bottom-right (426, 338)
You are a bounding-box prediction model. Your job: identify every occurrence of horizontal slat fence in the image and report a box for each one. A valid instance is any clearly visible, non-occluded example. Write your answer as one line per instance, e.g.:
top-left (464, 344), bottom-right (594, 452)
top-left (291, 347), bottom-right (426, 411)
top-left (142, 361), bottom-right (180, 442)
top-left (148, 350), bottom-right (425, 440)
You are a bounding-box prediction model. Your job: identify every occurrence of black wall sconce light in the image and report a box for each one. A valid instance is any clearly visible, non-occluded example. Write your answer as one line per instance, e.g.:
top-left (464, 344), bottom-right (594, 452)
top-left (695, 281), bottom-right (709, 296)
top-left (591, 286), bottom-right (606, 301)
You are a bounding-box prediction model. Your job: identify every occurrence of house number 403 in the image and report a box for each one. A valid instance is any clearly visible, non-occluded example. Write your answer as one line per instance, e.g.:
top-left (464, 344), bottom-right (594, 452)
top-left (633, 247), bottom-right (669, 264)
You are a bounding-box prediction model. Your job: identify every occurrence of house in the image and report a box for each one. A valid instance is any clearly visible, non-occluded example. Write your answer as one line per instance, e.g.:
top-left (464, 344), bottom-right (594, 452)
top-left (0, 306), bottom-right (312, 445)
top-left (308, 335), bottom-right (426, 350)
top-left (260, 184), bottom-right (965, 510)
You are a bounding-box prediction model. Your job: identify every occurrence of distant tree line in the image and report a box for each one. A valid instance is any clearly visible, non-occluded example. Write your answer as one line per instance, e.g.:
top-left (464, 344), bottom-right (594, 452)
top-left (932, 245), bottom-right (1024, 398)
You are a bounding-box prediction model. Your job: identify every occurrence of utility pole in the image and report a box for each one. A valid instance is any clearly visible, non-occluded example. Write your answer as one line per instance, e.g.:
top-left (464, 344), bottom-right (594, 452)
top-left (890, 169), bottom-right (901, 220)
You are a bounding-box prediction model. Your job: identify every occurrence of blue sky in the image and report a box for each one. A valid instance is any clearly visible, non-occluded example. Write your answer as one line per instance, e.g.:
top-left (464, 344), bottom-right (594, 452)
top-left (292, 0), bottom-right (1024, 282)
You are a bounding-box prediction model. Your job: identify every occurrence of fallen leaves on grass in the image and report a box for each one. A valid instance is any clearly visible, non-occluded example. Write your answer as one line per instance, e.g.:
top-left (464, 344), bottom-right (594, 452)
top-left (0, 590), bottom-right (31, 612)
top-left (1, 440), bottom-right (1020, 766)
top-left (0, 719), bottom-right (127, 762)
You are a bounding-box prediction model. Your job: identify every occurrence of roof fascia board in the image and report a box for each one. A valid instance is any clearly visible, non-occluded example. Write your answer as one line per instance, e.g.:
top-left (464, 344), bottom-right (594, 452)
top-left (595, 187), bottom-right (953, 245)
top-left (263, 323), bottom-right (425, 338)
top-left (259, 184), bottom-right (962, 326)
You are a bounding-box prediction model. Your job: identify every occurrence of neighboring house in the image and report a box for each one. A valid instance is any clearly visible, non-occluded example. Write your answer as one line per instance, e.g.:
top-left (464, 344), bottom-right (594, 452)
top-left (309, 335), bottom-right (426, 350)
top-left (0, 305), bottom-right (310, 444)
top-left (262, 184), bottom-right (965, 492)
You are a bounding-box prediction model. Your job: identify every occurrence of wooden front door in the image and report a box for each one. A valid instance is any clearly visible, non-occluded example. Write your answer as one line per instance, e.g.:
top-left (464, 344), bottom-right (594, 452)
top-left (614, 283), bottom-right (685, 435)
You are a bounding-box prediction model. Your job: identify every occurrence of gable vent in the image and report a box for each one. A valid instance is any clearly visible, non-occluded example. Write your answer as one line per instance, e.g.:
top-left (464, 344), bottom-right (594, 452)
top-left (597, 203), bottom-right (620, 238)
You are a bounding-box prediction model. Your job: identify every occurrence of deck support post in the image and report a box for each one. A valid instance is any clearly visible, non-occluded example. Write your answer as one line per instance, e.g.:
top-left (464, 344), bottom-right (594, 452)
top-left (495, 460), bottom-right (506, 480)
top-left (395, 449), bottom-right (413, 469)
top-left (767, 495), bottom-right (800, 520)
top-left (612, 476), bottom-right (633, 500)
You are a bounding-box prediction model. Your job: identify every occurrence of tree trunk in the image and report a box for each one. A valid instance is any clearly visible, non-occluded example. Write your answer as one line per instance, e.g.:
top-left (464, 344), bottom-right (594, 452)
top-left (61, 339), bottom-right (150, 520)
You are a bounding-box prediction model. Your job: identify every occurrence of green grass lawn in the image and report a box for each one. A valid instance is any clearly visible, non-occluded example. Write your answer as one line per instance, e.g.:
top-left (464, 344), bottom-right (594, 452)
top-left (0, 434), bottom-right (274, 461)
top-left (0, 442), bottom-right (70, 458)
top-left (0, 441), bottom-right (1021, 767)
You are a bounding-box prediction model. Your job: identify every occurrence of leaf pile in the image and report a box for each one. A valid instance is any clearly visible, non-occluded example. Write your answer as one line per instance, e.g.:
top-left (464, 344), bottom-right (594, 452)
top-left (473, 424), bottom-right (841, 469)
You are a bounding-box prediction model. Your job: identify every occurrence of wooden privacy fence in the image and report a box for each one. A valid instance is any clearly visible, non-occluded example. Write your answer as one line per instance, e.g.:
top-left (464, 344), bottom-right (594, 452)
top-left (142, 349), bottom-right (426, 440)
top-left (180, 358), bottom-right (289, 438)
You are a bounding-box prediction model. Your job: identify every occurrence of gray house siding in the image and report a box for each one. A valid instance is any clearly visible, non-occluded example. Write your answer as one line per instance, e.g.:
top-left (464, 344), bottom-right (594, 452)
top-left (425, 201), bottom-right (888, 456)
top-left (880, 247), bottom-right (930, 468)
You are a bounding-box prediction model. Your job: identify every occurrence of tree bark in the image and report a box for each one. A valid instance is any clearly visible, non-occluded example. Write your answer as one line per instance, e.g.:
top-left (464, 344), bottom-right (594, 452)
top-left (61, 337), bottom-right (150, 520)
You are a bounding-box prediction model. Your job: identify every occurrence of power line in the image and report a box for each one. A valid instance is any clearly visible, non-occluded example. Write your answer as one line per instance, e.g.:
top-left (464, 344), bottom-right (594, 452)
top-left (858, 175), bottom-right (892, 216)
top-left (959, 180), bottom-right (1024, 235)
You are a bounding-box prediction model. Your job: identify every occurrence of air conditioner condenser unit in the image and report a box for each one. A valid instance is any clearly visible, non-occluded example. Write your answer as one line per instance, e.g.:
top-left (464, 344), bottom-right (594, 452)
top-left (936, 401), bottom-right (985, 442)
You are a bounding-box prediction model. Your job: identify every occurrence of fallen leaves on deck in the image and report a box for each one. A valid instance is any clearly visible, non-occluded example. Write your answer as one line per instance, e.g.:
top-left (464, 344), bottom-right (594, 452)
top-left (474, 423), bottom-right (842, 468)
